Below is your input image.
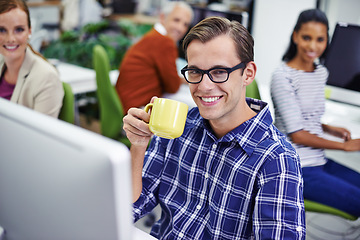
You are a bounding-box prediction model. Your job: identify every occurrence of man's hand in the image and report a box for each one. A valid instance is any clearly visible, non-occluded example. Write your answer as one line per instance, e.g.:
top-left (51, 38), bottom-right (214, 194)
top-left (122, 97), bottom-right (158, 202)
top-left (123, 107), bottom-right (153, 147)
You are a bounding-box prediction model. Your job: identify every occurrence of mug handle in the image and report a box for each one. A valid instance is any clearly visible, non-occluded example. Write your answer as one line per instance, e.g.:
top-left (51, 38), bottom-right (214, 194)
top-left (144, 103), bottom-right (153, 114)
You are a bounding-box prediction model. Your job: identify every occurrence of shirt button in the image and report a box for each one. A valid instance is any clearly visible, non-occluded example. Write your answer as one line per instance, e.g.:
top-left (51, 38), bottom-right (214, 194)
top-left (179, 233), bottom-right (184, 238)
top-left (204, 173), bottom-right (209, 179)
top-left (212, 144), bottom-right (217, 149)
top-left (296, 226), bottom-right (302, 232)
top-left (196, 205), bottom-right (201, 210)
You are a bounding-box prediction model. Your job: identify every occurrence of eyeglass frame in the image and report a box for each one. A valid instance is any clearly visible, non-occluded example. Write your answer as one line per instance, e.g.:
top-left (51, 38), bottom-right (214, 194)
top-left (180, 62), bottom-right (247, 84)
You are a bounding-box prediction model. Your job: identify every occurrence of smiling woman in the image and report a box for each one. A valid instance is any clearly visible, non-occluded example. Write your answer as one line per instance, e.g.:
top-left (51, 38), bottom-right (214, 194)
top-left (271, 9), bottom-right (360, 218)
top-left (0, 0), bottom-right (64, 118)
top-left (0, 8), bottom-right (30, 66)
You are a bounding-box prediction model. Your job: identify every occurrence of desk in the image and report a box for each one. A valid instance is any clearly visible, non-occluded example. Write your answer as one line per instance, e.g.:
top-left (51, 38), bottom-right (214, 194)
top-left (163, 84), bottom-right (196, 109)
top-left (57, 62), bottom-right (118, 95)
top-left (259, 81), bottom-right (360, 171)
top-left (133, 226), bottom-right (157, 239)
top-left (56, 59), bottom-right (196, 124)
top-left (167, 58), bottom-right (196, 109)
top-left (56, 62), bottom-right (118, 125)
top-left (323, 100), bottom-right (360, 139)
top-left (322, 100), bottom-right (360, 171)
top-left (57, 59), bottom-right (192, 98)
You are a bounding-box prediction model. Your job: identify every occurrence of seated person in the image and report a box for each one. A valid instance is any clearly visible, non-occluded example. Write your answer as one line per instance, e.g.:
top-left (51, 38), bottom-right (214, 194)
top-left (271, 9), bottom-right (360, 217)
top-left (123, 17), bottom-right (305, 239)
top-left (115, 1), bottom-right (193, 113)
top-left (0, 0), bottom-right (64, 118)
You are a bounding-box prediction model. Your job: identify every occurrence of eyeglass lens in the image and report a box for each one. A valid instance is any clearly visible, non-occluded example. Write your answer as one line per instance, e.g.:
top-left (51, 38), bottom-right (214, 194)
top-left (182, 62), bottom-right (246, 84)
top-left (184, 68), bottom-right (229, 83)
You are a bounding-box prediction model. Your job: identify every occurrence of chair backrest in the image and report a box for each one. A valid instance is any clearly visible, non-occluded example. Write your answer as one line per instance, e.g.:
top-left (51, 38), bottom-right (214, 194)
top-left (246, 79), bottom-right (261, 100)
top-left (92, 45), bottom-right (125, 139)
top-left (58, 82), bottom-right (75, 124)
top-left (304, 199), bottom-right (357, 221)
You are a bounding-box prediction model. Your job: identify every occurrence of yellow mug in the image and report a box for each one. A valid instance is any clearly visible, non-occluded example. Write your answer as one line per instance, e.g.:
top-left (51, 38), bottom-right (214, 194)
top-left (144, 98), bottom-right (188, 139)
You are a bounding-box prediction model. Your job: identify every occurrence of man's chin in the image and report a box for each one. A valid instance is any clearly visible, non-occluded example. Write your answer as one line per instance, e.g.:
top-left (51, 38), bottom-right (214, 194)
top-left (198, 107), bottom-right (218, 121)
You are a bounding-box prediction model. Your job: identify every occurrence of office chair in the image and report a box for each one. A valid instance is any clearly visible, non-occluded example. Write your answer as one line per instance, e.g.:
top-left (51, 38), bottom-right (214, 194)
top-left (304, 199), bottom-right (357, 221)
top-left (246, 79), bottom-right (261, 100)
top-left (58, 82), bottom-right (75, 124)
top-left (92, 45), bottom-right (131, 148)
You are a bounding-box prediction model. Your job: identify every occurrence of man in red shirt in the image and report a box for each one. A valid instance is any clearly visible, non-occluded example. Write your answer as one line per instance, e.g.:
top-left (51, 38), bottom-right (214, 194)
top-left (116, 2), bottom-right (193, 113)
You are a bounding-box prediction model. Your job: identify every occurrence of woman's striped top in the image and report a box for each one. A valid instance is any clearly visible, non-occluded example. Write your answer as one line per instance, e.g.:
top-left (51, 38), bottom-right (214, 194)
top-left (271, 62), bottom-right (329, 167)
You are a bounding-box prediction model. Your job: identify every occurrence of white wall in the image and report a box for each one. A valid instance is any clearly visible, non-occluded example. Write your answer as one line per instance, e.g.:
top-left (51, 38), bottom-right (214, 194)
top-left (251, 0), bottom-right (316, 115)
top-left (320, 0), bottom-right (360, 36)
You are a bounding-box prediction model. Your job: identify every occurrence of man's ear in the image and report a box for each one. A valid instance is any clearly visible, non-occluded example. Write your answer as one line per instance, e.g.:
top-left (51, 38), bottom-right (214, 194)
top-left (243, 61), bottom-right (257, 86)
top-left (159, 13), bottom-right (166, 25)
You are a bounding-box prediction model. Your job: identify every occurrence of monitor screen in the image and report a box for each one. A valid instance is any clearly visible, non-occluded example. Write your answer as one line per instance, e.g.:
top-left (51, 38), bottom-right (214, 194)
top-left (0, 98), bottom-right (133, 240)
top-left (324, 22), bottom-right (360, 106)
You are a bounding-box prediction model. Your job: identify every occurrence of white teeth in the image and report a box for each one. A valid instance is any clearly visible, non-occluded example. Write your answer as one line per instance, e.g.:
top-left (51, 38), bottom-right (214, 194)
top-left (6, 46), bottom-right (17, 50)
top-left (201, 97), bottom-right (220, 103)
top-left (307, 52), bottom-right (317, 58)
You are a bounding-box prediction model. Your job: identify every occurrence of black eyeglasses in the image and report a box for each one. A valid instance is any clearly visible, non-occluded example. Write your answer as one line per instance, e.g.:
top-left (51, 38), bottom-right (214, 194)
top-left (181, 62), bottom-right (247, 84)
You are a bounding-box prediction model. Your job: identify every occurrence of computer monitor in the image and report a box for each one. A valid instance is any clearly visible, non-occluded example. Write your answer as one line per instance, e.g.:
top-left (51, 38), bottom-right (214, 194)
top-left (324, 22), bottom-right (360, 106)
top-left (0, 98), bottom-right (133, 240)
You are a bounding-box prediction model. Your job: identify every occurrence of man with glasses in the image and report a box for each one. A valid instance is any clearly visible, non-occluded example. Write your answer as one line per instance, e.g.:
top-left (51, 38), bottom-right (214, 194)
top-left (123, 17), bottom-right (305, 239)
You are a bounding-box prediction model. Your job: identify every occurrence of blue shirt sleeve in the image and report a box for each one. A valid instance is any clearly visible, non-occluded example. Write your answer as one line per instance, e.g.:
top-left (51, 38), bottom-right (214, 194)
top-left (253, 139), bottom-right (305, 239)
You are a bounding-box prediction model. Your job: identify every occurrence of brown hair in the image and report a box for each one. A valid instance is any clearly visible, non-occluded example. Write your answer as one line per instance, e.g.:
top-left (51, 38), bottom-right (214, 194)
top-left (0, 0), bottom-right (48, 60)
top-left (182, 16), bottom-right (254, 63)
top-left (0, 0), bottom-right (31, 29)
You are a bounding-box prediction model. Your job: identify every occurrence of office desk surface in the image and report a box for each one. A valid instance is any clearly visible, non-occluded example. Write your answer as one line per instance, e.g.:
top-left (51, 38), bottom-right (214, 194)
top-left (323, 100), bottom-right (360, 139)
top-left (57, 62), bottom-right (118, 95)
top-left (133, 226), bottom-right (157, 239)
top-left (322, 100), bottom-right (360, 172)
top-left (56, 60), bottom-right (196, 108)
top-left (56, 60), bottom-right (196, 126)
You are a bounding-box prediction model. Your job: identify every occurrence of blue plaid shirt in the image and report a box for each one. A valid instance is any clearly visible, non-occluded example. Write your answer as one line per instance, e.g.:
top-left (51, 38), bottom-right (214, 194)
top-left (134, 98), bottom-right (305, 239)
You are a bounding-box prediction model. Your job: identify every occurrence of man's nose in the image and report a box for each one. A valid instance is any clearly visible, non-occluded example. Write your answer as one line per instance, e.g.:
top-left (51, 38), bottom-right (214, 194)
top-left (197, 73), bottom-right (215, 90)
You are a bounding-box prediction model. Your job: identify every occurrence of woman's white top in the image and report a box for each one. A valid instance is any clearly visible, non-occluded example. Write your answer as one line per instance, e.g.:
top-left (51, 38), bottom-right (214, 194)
top-left (271, 62), bottom-right (329, 167)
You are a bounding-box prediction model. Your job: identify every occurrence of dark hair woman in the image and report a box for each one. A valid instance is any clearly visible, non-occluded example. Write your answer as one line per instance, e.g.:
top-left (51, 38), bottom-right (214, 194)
top-left (271, 9), bottom-right (360, 218)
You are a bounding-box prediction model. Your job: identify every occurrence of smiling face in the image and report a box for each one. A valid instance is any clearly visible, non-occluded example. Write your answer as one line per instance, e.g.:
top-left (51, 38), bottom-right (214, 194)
top-left (187, 34), bottom-right (256, 131)
top-left (160, 5), bottom-right (192, 43)
top-left (0, 7), bottom-right (31, 63)
top-left (292, 21), bottom-right (328, 66)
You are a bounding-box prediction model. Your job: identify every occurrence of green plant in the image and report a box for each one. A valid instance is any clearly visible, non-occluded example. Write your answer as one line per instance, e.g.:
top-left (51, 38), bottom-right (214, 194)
top-left (117, 19), bottom-right (152, 37)
top-left (42, 19), bottom-right (152, 70)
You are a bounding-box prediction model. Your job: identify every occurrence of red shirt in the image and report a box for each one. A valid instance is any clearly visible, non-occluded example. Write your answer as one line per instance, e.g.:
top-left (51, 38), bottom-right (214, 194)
top-left (116, 29), bottom-right (181, 113)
